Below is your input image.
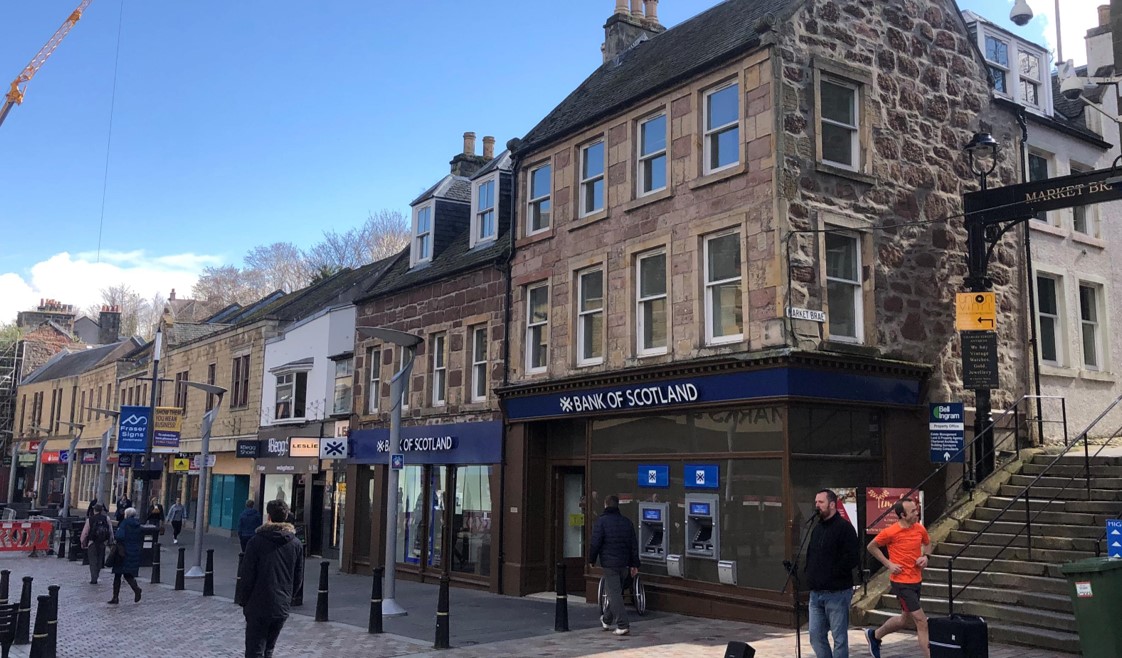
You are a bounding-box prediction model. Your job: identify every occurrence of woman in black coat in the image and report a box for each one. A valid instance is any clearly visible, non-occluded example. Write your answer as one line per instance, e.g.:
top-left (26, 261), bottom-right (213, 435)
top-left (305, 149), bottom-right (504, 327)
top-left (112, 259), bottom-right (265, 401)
top-left (109, 507), bottom-right (143, 604)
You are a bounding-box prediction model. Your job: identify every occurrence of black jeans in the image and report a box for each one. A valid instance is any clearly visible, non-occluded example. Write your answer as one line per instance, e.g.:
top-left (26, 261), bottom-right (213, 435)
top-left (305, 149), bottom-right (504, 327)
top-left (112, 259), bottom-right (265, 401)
top-left (171, 520), bottom-right (183, 539)
top-left (244, 614), bottom-right (286, 658)
top-left (112, 573), bottom-right (140, 601)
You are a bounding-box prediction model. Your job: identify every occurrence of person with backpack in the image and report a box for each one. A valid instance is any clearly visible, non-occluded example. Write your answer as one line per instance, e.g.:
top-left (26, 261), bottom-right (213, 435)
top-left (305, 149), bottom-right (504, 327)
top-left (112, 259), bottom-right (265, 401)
top-left (80, 503), bottom-right (113, 585)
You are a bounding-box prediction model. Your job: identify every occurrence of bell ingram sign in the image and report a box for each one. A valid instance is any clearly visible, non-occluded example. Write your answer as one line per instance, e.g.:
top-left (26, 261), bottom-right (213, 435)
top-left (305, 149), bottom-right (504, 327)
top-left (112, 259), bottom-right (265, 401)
top-left (929, 402), bottom-right (965, 463)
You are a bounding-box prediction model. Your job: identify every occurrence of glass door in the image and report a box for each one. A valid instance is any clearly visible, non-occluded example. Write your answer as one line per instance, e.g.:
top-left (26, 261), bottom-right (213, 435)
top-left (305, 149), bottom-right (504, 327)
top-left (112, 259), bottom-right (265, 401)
top-left (554, 467), bottom-right (586, 593)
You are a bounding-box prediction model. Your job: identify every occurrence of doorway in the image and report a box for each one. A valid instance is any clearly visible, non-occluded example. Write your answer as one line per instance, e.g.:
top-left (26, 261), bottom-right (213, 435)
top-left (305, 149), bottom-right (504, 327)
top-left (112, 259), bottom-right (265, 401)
top-left (553, 466), bottom-right (585, 594)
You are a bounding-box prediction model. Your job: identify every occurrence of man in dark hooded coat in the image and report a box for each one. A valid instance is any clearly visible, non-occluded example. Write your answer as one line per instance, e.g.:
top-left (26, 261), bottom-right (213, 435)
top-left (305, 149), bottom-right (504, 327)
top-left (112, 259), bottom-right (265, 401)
top-left (235, 499), bottom-right (304, 658)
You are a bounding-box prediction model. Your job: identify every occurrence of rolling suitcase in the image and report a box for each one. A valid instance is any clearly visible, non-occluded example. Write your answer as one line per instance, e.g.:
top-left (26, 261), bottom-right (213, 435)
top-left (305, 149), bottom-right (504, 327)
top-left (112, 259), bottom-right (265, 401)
top-left (929, 614), bottom-right (988, 657)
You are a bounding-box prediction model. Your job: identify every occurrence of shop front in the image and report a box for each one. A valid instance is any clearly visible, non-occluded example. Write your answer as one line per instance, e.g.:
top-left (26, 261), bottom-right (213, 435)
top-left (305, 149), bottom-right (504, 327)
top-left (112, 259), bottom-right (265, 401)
top-left (497, 353), bottom-right (929, 624)
top-left (345, 420), bottom-right (502, 591)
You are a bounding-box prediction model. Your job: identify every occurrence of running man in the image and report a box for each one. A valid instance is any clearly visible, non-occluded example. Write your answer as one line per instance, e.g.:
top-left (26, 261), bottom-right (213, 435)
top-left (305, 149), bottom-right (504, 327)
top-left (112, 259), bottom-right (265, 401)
top-left (864, 498), bottom-right (931, 658)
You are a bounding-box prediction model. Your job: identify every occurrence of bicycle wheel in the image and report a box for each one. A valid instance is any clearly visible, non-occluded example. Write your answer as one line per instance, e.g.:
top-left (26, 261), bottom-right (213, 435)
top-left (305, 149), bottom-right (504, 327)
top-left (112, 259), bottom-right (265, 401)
top-left (633, 574), bottom-right (647, 616)
top-left (597, 576), bottom-right (607, 616)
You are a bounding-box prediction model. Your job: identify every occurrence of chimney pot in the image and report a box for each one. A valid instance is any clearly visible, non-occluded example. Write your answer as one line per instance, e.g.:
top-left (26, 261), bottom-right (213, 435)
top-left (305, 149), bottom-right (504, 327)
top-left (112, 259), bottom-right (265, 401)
top-left (614, 0), bottom-right (628, 15)
top-left (1100, 4), bottom-right (1111, 26)
top-left (463, 131), bottom-right (477, 155)
top-left (643, 0), bottom-right (660, 25)
top-left (630, 0), bottom-right (642, 17)
top-left (483, 136), bottom-right (496, 160)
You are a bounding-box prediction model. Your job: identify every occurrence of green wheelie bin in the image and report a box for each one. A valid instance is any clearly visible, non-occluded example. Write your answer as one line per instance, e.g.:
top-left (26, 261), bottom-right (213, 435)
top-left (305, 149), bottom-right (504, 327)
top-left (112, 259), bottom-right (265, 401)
top-left (1060, 557), bottom-right (1122, 658)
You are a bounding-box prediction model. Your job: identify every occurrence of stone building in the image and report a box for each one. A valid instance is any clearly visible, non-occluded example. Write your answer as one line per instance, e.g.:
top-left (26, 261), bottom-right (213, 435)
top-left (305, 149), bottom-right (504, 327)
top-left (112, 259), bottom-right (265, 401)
top-left (496, 0), bottom-right (1022, 623)
top-left (343, 133), bottom-right (512, 593)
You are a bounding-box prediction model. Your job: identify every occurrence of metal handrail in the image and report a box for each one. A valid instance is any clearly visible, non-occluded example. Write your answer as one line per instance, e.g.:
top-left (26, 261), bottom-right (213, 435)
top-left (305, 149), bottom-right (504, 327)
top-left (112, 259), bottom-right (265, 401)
top-left (947, 392), bottom-right (1122, 614)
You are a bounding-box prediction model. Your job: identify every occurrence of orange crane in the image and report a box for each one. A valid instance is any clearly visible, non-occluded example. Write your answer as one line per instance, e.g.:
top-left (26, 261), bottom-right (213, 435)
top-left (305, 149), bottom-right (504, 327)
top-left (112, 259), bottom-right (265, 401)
top-left (0, 0), bottom-right (94, 128)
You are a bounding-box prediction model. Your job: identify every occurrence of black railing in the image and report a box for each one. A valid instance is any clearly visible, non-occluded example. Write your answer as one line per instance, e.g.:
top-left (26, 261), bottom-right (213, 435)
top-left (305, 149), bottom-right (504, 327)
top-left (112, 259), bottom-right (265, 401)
top-left (947, 392), bottom-right (1122, 615)
top-left (861, 395), bottom-right (1065, 593)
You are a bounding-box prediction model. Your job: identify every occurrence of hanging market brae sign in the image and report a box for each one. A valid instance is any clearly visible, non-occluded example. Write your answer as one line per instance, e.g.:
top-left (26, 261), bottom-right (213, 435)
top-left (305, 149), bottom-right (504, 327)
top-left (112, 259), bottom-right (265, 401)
top-left (966, 166), bottom-right (1122, 223)
top-left (560, 382), bottom-right (700, 413)
top-left (376, 436), bottom-right (457, 453)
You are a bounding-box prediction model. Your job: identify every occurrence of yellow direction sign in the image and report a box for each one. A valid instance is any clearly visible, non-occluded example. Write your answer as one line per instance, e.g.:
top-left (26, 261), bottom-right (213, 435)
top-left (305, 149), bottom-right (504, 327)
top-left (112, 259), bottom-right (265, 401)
top-left (172, 458), bottom-right (191, 472)
top-left (956, 292), bottom-right (996, 331)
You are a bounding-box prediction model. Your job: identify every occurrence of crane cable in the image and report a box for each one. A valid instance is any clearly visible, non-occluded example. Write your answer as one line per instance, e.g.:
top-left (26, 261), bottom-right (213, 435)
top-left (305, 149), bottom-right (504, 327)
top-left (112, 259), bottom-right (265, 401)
top-left (95, 0), bottom-right (124, 264)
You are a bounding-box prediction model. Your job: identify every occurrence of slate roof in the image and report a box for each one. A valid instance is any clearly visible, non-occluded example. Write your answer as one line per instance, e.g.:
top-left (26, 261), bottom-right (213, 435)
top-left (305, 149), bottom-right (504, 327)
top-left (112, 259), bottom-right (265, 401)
top-left (239, 257), bottom-right (398, 325)
top-left (473, 150), bottom-right (513, 179)
top-left (1050, 65), bottom-right (1113, 144)
top-left (519, 0), bottom-right (799, 152)
top-left (165, 322), bottom-right (229, 347)
top-left (411, 175), bottom-right (472, 206)
top-left (22, 338), bottom-right (143, 384)
top-left (359, 233), bottom-right (508, 302)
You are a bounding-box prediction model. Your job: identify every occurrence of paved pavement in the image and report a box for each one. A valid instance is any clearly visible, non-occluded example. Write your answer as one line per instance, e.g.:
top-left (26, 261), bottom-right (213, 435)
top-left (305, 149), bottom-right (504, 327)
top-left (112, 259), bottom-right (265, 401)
top-left (0, 546), bottom-right (1081, 657)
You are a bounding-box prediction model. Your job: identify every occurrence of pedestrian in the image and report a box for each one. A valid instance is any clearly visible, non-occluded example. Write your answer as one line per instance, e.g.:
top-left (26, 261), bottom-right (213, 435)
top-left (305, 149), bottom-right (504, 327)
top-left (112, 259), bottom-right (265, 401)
top-left (86, 498), bottom-right (98, 518)
top-left (864, 498), bottom-right (931, 658)
top-left (108, 507), bottom-right (143, 605)
top-left (805, 489), bottom-right (859, 658)
top-left (235, 499), bottom-right (304, 658)
top-left (588, 494), bottom-right (640, 636)
top-left (115, 494), bottom-right (132, 524)
top-left (238, 500), bottom-right (263, 553)
top-left (167, 499), bottom-right (187, 544)
top-left (147, 497), bottom-right (165, 537)
top-left (80, 503), bottom-right (113, 585)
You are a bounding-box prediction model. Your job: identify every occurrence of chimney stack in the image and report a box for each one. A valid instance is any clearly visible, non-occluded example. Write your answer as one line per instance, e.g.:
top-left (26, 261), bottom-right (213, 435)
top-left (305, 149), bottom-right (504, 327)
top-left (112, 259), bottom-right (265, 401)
top-left (98, 305), bottom-right (121, 345)
top-left (450, 131), bottom-right (489, 177)
top-left (169, 288), bottom-right (176, 301)
top-left (483, 136), bottom-right (495, 160)
top-left (603, 0), bottom-right (664, 63)
top-left (463, 131), bottom-right (477, 155)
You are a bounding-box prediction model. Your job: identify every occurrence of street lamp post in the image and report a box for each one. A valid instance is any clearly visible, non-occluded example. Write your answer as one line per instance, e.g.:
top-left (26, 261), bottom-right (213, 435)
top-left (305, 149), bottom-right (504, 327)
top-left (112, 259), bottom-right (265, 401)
top-left (356, 326), bottom-right (423, 618)
top-left (57, 421), bottom-right (84, 518)
top-left (88, 408), bottom-right (119, 511)
top-left (29, 426), bottom-right (52, 508)
top-left (963, 132), bottom-right (1001, 483)
top-left (0, 430), bottom-right (14, 504)
top-left (180, 381), bottom-right (226, 579)
top-left (135, 327), bottom-right (163, 522)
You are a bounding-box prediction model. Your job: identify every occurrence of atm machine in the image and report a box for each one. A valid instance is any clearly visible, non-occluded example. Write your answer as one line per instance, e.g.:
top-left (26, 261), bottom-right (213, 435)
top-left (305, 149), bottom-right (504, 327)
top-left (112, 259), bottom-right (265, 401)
top-left (684, 493), bottom-right (719, 559)
top-left (637, 502), bottom-right (668, 563)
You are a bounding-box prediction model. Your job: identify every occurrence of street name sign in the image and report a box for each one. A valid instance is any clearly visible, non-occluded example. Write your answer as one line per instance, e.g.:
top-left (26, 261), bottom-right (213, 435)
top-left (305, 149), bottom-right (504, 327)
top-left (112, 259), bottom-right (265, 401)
top-left (964, 167), bottom-right (1122, 223)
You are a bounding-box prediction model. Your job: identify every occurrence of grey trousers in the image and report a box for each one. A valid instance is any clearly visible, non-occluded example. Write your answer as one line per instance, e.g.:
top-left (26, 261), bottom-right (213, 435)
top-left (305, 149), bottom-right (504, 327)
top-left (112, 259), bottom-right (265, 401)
top-left (601, 566), bottom-right (629, 630)
top-left (87, 541), bottom-right (106, 583)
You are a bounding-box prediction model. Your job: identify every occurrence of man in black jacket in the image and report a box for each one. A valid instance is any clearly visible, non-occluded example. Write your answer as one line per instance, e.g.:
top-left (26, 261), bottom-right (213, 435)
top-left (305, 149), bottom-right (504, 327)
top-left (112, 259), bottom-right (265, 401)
top-left (235, 499), bottom-right (304, 658)
top-left (588, 494), bottom-right (640, 636)
top-left (804, 489), bottom-right (859, 658)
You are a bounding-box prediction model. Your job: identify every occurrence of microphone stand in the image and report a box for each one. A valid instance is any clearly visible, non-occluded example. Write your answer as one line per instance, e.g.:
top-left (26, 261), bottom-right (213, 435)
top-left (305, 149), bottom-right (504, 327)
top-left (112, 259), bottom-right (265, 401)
top-left (781, 515), bottom-right (817, 658)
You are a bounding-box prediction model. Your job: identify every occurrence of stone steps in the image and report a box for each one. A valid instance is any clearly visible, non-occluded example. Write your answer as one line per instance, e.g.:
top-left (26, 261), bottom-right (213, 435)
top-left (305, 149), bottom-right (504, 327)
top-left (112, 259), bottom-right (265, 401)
top-left (1008, 473), bottom-right (1122, 489)
top-left (877, 595), bottom-right (1077, 633)
top-left (933, 542), bottom-right (1088, 563)
top-left (946, 529), bottom-right (1104, 553)
top-left (960, 517), bottom-right (1108, 539)
top-left (926, 554), bottom-right (1064, 579)
top-left (919, 566), bottom-right (1069, 595)
top-left (973, 502), bottom-right (1114, 524)
top-left (1032, 454), bottom-right (1122, 467)
top-left (998, 483), bottom-right (1122, 501)
top-left (863, 608), bottom-right (1082, 654)
top-left (1022, 463), bottom-right (1121, 477)
top-left (914, 581), bottom-right (1073, 613)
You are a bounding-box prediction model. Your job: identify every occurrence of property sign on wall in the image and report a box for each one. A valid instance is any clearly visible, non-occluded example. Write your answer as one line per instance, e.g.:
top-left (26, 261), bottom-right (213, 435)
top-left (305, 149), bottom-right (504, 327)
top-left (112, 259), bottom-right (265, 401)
top-left (929, 402), bottom-right (965, 463)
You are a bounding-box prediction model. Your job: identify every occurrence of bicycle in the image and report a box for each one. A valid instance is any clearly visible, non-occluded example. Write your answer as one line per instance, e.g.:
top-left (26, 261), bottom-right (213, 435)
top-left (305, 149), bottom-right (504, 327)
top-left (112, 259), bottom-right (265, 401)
top-left (597, 571), bottom-right (647, 617)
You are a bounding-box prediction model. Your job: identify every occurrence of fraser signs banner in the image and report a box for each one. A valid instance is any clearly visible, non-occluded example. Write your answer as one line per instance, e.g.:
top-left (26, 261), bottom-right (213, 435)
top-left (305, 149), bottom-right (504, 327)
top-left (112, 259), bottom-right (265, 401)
top-left (117, 405), bottom-right (151, 453)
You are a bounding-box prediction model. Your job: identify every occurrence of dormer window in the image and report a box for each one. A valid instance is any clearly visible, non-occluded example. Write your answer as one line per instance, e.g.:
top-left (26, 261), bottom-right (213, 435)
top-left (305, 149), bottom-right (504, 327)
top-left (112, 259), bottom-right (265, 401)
top-left (471, 175), bottom-right (498, 247)
top-left (412, 203), bottom-right (433, 266)
top-left (976, 26), bottom-right (1049, 113)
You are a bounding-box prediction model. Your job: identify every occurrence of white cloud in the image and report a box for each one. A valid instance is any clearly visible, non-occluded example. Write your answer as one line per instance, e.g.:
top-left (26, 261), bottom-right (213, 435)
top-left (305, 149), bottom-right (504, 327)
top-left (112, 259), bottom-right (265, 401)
top-left (1020, 1), bottom-right (1102, 68)
top-left (0, 251), bottom-right (223, 326)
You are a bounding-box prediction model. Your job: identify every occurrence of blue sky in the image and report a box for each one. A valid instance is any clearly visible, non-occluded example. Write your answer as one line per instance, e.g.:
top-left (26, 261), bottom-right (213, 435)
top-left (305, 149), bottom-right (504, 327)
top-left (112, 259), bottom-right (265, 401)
top-left (0, 0), bottom-right (1100, 325)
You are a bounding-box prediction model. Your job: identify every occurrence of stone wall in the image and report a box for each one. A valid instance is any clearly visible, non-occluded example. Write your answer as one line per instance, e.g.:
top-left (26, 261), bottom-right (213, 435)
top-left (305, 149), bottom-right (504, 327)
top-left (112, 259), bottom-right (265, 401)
top-left (778, 0), bottom-right (1025, 405)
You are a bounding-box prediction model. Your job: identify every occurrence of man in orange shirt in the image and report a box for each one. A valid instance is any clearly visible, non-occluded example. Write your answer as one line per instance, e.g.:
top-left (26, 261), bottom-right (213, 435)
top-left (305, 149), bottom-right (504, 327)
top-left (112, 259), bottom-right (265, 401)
top-left (864, 498), bottom-right (931, 658)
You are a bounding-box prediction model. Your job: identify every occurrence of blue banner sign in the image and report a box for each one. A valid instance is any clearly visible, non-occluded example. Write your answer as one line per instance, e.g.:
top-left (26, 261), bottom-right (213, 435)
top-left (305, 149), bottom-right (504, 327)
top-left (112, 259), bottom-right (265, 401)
top-left (351, 421), bottom-right (502, 465)
top-left (117, 405), bottom-right (151, 454)
top-left (502, 367), bottom-right (921, 421)
top-left (1108, 519), bottom-right (1122, 558)
top-left (685, 464), bottom-right (719, 489)
top-left (638, 464), bottom-right (669, 488)
top-left (929, 402), bottom-right (965, 463)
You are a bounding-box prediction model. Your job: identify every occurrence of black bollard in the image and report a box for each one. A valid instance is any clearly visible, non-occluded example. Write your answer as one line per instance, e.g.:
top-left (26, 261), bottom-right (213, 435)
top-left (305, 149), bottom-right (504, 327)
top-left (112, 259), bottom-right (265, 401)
top-left (174, 547), bottom-right (185, 591)
top-left (68, 525), bottom-right (79, 562)
top-left (150, 541), bottom-right (161, 584)
top-left (234, 553), bottom-right (243, 604)
top-left (434, 574), bottom-right (450, 649)
top-left (28, 595), bottom-right (49, 658)
top-left (367, 567), bottom-right (383, 634)
top-left (15, 576), bottom-right (32, 645)
top-left (203, 549), bottom-right (214, 596)
top-left (554, 562), bottom-right (569, 632)
top-left (47, 584), bottom-right (59, 658)
top-left (315, 561), bottom-right (329, 622)
top-left (1, 569), bottom-right (10, 605)
top-left (56, 526), bottom-right (66, 560)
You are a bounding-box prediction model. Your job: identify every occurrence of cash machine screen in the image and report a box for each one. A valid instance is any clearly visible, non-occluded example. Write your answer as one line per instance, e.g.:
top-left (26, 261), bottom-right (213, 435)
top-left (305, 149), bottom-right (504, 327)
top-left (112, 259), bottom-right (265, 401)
top-left (689, 502), bottom-right (711, 516)
top-left (642, 508), bottom-right (662, 522)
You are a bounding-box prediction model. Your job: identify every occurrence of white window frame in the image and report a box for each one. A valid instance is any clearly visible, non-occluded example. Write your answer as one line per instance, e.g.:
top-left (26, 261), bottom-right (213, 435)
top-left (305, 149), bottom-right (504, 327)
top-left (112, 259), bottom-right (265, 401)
top-left (1035, 273), bottom-right (1064, 367)
top-left (579, 140), bottom-right (605, 217)
top-left (470, 325), bottom-right (488, 403)
top-left (274, 370), bottom-right (309, 422)
top-left (636, 250), bottom-right (668, 356)
top-left (1079, 282), bottom-right (1103, 370)
top-left (819, 78), bottom-right (860, 171)
top-left (399, 346), bottom-right (411, 411)
top-left (576, 268), bottom-right (605, 366)
top-left (1071, 163), bottom-right (1095, 235)
top-left (471, 174), bottom-right (499, 247)
top-left (703, 231), bottom-right (743, 345)
top-left (430, 333), bottom-right (447, 406)
top-left (977, 27), bottom-right (1050, 113)
top-left (824, 231), bottom-right (864, 343)
top-left (367, 347), bottom-right (381, 414)
top-left (411, 202), bottom-right (434, 266)
top-left (526, 282), bottom-right (549, 373)
top-left (703, 81), bottom-right (739, 174)
top-left (332, 358), bottom-right (353, 415)
top-left (637, 113), bottom-right (667, 196)
top-left (527, 163), bottom-right (552, 235)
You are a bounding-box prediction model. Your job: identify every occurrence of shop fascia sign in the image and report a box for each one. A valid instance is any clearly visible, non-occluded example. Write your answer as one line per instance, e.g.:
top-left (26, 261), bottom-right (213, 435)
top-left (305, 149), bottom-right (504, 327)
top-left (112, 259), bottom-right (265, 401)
top-left (559, 382), bottom-right (700, 414)
top-left (264, 438), bottom-right (289, 457)
top-left (376, 435), bottom-right (457, 453)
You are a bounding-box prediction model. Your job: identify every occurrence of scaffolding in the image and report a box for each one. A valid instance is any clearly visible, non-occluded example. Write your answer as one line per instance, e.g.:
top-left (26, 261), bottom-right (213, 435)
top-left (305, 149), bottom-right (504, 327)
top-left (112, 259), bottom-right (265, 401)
top-left (0, 338), bottom-right (21, 444)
